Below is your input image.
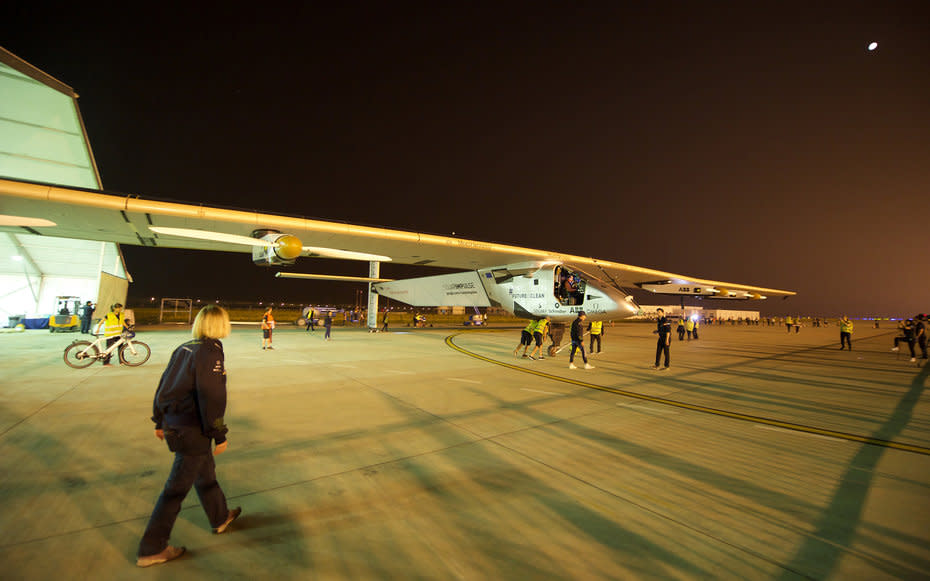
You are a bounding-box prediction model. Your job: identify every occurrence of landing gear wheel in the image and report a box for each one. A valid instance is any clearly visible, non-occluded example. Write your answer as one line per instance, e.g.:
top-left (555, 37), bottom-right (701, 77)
top-left (64, 341), bottom-right (98, 368)
top-left (119, 341), bottom-right (151, 366)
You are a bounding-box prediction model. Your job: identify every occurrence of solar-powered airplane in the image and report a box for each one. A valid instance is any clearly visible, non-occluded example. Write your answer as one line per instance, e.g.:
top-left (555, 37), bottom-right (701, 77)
top-left (0, 177), bottom-right (794, 337)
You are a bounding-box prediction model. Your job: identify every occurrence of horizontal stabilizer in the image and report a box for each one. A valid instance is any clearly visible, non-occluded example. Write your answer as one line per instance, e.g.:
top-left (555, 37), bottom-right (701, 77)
top-left (373, 271), bottom-right (490, 307)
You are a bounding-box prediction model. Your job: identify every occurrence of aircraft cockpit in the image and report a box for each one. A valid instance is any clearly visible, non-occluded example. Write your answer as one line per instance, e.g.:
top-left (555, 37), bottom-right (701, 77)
top-left (553, 265), bottom-right (586, 306)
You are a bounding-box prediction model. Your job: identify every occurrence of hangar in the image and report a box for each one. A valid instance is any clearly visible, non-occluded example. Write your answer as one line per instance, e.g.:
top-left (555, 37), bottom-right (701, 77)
top-left (0, 47), bottom-right (129, 328)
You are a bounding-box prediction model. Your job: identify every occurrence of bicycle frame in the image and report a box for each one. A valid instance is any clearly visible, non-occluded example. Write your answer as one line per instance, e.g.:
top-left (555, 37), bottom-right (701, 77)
top-left (64, 327), bottom-right (151, 368)
top-left (77, 331), bottom-right (133, 360)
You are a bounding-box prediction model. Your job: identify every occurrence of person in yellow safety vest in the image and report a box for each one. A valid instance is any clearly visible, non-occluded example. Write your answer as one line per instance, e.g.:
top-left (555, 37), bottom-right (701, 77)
top-left (99, 303), bottom-right (128, 366)
top-left (839, 316), bottom-right (854, 350)
top-left (685, 317), bottom-right (695, 340)
top-left (528, 316), bottom-right (551, 360)
top-left (514, 319), bottom-right (536, 358)
top-left (588, 319), bottom-right (604, 354)
top-left (677, 318), bottom-right (686, 341)
top-left (785, 315), bottom-right (793, 333)
top-left (692, 317), bottom-right (699, 340)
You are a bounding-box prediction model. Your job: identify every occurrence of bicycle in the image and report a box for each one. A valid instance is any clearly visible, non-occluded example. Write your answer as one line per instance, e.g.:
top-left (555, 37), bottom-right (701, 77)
top-left (63, 327), bottom-right (151, 368)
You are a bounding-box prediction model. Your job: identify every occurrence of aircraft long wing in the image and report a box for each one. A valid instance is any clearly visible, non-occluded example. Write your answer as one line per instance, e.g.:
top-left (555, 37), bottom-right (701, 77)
top-left (0, 178), bottom-right (794, 298)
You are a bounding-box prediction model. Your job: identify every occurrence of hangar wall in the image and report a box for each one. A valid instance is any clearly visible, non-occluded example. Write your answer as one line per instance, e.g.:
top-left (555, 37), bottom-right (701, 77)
top-left (0, 48), bottom-right (129, 327)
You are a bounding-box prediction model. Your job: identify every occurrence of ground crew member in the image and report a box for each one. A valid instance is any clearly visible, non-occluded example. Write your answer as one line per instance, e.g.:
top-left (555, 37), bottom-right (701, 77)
top-left (839, 316), bottom-right (853, 350)
top-left (80, 300), bottom-right (95, 334)
top-left (514, 320), bottom-right (535, 358)
top-left (324, 312), bottom-right (333, 340)
top-left (915, 314), bottom-right (928, 360)
top-left (261, 307), bottom-right (275, 350)
top-left (677, 318), bottom-right (686, 341)
top-left (569, 312), bottom-right (593, 369)
top-left (892, 319), bottom-right (917, 362)
top-left (785, 315), bottom-right (793, 333)
top-left (305, 308), bottom-right (315, 332)
top-left (692, 317), bottom-right (700, 340)
top-left (588, 319), bottom-right (604, 354)
top-left (653, 308), bottom-right (671, 370)
top-left (100, 303), bottom-right (128, 366)
top-left (529, 316), bottom-right (551, 360)
top-left (685, 317), bottom-right (695, 340)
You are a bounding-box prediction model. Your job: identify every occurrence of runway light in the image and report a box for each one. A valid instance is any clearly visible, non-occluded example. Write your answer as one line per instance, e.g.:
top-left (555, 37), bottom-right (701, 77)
top-left (868, 41), bottom-right (878, 51)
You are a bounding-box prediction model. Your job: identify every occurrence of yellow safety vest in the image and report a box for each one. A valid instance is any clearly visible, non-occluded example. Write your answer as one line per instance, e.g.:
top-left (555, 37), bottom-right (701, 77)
top-left (534, 319), bottom-right (549, 335)
top-left (840, 319), bottom-right (853, 333)
top-left (686, 320), bottom-right (694, 331)
top-left (590, 321), bottom-right (603, 335)
top-left (103, 312), bottom-right (125, 337)
top-left (786, 316), bottom-right (793, 324)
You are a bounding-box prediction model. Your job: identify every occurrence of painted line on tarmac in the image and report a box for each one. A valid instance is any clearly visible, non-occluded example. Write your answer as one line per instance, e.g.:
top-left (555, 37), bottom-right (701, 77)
top-left (448, 377), bottom-right (482, 384)
top-left (445, 332), bottom-right (930, 457)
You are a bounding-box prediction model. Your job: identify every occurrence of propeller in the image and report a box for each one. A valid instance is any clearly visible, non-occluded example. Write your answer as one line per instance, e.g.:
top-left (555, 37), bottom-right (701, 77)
top-left (148, 226), bottom-right (392, 262)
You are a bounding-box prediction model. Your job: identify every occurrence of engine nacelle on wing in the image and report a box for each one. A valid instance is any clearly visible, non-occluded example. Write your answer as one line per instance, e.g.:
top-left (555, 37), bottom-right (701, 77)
top-left (251, 230), bottom-right (303, 267)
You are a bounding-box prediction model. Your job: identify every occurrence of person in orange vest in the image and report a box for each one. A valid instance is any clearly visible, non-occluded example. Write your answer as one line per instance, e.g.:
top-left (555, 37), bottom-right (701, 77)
top-left (261, 306), bottom-right (275, 350)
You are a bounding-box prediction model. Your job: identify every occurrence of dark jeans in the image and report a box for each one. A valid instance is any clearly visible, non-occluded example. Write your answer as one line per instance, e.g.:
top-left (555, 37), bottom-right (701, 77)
top-left (589, 334), bottom-right (601, 353)
top-left (919, 336), bottom-right (928, 358)
top-left (569, 340), bottom-right (587, 363)
top-left (103, 336), bottom-right (118, 364)
top-left (655, 337), bottom-right (670, 367)
top-left (840, 331), bottom-right (852, 349)
top-left (894, 337), bottom-right (916, 357)
top-left (80, 317), bottom-right (92, 334)
top-left (138, 447), bottom-right (229, 557)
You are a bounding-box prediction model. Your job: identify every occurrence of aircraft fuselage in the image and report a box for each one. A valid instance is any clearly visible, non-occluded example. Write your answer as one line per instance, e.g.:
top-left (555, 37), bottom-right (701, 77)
top-left (372, 261), bottom-right (641, 323)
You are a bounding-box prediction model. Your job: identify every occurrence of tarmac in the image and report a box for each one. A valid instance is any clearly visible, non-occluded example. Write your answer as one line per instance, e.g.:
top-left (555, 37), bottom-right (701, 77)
top-left (0, 321), bottom-right (928, 580)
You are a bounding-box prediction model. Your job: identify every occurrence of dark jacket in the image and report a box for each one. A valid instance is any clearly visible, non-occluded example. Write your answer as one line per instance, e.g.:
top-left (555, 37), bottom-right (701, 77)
top-left (656, 316), bottom-right (671, 338)
top-left (152, 339), bottom-right (228, 447)
top-left (570, 317), bottom-right (585, 342)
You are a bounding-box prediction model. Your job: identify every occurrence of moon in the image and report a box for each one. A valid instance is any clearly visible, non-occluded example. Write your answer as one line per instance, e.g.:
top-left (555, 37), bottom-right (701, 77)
top-left (868, 41), bottom-right (878, 51)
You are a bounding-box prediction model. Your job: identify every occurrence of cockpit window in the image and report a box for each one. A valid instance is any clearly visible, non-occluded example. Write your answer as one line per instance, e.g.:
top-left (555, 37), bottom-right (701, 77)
top-left (554, 266), bottom-right (586, 306)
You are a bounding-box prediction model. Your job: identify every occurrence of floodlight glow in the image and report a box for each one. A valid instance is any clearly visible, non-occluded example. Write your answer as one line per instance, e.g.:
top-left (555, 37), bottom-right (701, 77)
top-left (868, 42), bottom-right (878, 51)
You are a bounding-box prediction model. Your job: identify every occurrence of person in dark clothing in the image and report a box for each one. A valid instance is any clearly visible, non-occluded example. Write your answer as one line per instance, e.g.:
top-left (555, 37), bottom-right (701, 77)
top-left (914, 315), bottom-right (927, 360)
top-left (305, 308), bottom-right (315, 332)
top-left (653, 308), bottom-right (671, 370)
top-left (892, 319), bottom-right (917, 362)
top-left (137, 305), bottom-right (241, 567)
top-left (324, 312), bottom-right (333, 340)
top-left (381, 310), bottom-right (390, 332)
top-left (568, 312), bottom-right (593, 369)
top-left (79, 300), bottom-right (95, 334)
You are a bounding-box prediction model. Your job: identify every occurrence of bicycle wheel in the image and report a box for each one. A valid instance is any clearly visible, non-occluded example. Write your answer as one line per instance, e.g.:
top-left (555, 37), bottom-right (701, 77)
top-left (119, 341), bottom-right (151, 366)
top-left (64, 341), bottom-right (98, 368)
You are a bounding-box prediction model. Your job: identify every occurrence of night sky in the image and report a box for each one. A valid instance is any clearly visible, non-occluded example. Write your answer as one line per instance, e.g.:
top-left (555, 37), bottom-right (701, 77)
top-left (3, 2), bottom-right (928, 316)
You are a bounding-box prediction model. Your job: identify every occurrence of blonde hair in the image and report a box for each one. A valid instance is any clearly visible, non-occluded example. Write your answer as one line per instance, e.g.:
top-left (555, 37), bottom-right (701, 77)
top-left (192, 305), bottom-right (231, 339)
